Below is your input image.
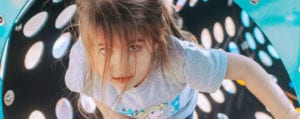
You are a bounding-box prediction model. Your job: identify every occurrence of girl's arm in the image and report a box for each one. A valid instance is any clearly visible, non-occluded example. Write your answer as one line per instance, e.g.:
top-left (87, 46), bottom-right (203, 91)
top-left (95, 101), bottom-right (132, 119)
top-left (225, 53), bottom-right (300, 119)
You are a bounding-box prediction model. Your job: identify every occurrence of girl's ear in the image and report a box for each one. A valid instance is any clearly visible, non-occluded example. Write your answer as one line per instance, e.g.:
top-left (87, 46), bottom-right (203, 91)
top-left (154, 43), bottom-right (158, 51)
top-left (152, 42), bottom-right (160, 54)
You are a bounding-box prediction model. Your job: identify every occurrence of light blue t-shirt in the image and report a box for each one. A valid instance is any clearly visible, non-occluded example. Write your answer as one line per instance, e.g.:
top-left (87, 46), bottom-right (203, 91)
top-left (65, 36), bottom-right (228, 118)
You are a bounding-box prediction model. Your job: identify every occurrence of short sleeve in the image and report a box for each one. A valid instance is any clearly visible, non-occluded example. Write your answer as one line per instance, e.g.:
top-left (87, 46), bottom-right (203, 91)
top-left (173, 37), bottom-right (228, 93)
top-left (64, 39), bottom-right (87, 93)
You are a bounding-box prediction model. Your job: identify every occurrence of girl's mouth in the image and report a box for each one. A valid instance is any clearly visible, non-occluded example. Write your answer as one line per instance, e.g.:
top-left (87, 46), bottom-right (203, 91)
top-left (112, 76), bottom-right (133, 83)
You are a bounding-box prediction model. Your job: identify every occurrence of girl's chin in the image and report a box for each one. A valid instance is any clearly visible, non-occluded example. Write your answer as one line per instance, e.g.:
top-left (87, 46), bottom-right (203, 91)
top-left (111, 82), bottom-right (135, 91)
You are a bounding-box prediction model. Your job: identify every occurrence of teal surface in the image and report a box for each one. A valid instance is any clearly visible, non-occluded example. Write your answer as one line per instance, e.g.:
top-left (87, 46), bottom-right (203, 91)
top-left (234, 0), bottom-right (300, 104)
top-left (0, 0), bottom-right (299, 118)
top-left (0, 0), bottom-right (31, 119)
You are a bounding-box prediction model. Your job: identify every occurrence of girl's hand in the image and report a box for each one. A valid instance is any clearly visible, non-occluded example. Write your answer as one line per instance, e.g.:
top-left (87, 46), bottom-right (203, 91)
top-left (284, 109), bottom-right (300, 119)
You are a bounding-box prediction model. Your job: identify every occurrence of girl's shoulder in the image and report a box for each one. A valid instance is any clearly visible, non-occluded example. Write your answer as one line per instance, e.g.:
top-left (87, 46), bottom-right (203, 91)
top-left (169, 35), bottom-right (200, 59)
top-left (171, 36), bottom-right (228, 93)
top-left (65, 39), bottom-right (87, 93)
top-left (170, 35), bottom-right (198, 52)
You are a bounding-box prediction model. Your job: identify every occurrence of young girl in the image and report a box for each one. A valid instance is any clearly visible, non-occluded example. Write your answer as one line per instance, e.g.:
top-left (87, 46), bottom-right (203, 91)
top-left (65, 0), bottom-right (300, 118)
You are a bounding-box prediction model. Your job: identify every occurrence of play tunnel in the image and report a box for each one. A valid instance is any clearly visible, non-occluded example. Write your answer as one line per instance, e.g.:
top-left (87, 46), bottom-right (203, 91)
top-left (0, 0), bottom-right (299, 119)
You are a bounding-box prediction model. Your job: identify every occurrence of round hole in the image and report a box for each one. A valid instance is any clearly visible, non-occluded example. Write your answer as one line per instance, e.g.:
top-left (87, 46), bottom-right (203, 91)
top-left (269, 74), bottom-right (278, 83)
top-left (228, 41), bottom-right (240, 54)
top-left (193, 110), bottom-right (199, 119)
top-left (24, 41), bottom-right (44, 70)
top-left (23, 11), bottom-right (48, 38)
top-left (227, 0), bottom-right (233, 6)
top-left (189, 0), bottom-right (198, 7)
top-left (222, 80), bottom-right (237, 94)
top-left (258, 50), bottom-right (273, 67)
top-left (52, 32), bottom-right (72, 59)
top-left (241, 10), bottom-right (250, 28)
top-left (267, 45), bottom-right (280, 59)
top-left (255, 111), bottom-right (272, 119)
top-left (225, 16), bottom-right (236, 37)
top-left (201, 28), bottom-right (212, 49)
top-left (209, 89), bottom-right (225, 104)
top-left (55, 4), bottom-right (77, 29)
top-left (55, 98), bottom-right (73, 119)
top-left (52, 0), bottom-right (63, 3)
top-left (175, 0), bottom-right (187, 12)
top-left (4, 90), bottom-right (15, 106)
top-left (213, 22), bottom-right (224, 43)
top-left (244, 32), bottom-right (256, 50)
top-left (217, 113), bottom-right (229, 119)
top-left (253, 27), bottom-right (265, 45)
top-left (29, 110), bottom-right (46, 119)
top-left (197, 93), bottom-right (212, 113)
top-left (80, 94), bottom-right (97, 113)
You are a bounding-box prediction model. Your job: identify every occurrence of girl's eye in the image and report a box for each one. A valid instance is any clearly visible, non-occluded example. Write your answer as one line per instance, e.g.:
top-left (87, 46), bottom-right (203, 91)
top-left (129, 45), bottom-right (141, 52)
top-left (99, 48), bottom-right (105, 55)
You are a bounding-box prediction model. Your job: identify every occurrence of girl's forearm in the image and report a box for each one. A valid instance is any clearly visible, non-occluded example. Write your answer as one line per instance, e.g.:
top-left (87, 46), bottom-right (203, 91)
top-left (241, 58), bottom-right (297, 119)
top-left (225, 53), bottom-right (299, 119)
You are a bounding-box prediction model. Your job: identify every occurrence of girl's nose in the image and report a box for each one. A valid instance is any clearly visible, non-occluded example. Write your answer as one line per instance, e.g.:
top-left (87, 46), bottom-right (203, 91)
top-left (110, 51), bottom-right (128, 76)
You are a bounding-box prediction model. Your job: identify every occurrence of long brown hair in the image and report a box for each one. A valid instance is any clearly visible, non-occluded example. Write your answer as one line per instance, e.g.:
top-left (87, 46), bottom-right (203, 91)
top-left (75, 0), bottom-right (196, 117)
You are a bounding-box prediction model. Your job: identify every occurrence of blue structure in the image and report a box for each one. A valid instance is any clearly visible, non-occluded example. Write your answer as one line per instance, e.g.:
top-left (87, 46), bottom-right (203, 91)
top-left (0, 1), bottom-right (33, 118)
top-left (0, 0), bottom-right (299, 118)
top-left (234, 0), bottom-right (300, 104)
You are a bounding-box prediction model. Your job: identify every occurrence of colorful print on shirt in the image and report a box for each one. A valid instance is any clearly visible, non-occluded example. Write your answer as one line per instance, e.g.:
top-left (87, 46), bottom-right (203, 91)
top-left (115, 94), bottom-right (181, 118)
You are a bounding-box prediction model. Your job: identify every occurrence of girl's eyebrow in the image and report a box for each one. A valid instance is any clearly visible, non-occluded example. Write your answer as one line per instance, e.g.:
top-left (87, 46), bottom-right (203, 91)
top-left (97, 39), bottom-right (144, 46)
top-left (129, 39), bottom-right (144, 44)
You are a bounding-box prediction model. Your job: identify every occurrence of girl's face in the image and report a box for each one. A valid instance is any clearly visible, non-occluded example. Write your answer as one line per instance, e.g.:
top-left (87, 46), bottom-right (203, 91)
top-left (95, 38), bottom-right (155, 91)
